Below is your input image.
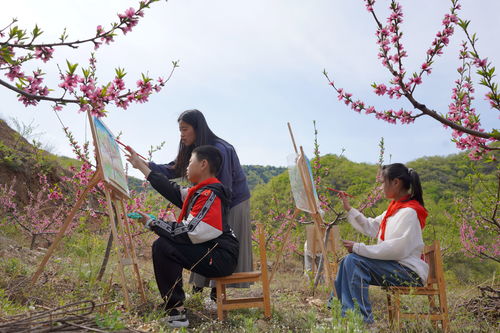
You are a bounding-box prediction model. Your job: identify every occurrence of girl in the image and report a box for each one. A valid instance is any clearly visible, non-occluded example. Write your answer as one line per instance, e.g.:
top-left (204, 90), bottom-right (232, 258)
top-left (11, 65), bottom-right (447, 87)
top-left (330, 163), bottom-right (428, 324)
top-left (145, 110), bottom-right (252, 299)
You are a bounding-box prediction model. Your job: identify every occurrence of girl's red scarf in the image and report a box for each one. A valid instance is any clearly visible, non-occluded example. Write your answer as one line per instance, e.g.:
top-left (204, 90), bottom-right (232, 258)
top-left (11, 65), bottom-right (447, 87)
top-left (177, 177), bottom-right (220, 222)
top-left (379, 195), bottom-right (428, 241)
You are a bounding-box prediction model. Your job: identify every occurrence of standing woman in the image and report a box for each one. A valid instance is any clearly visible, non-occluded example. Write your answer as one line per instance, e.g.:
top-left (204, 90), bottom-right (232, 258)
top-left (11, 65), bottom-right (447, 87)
top-left (148, 109), bottom-right (252, 298)
top-left (330, 163), bottom-right (428, 324)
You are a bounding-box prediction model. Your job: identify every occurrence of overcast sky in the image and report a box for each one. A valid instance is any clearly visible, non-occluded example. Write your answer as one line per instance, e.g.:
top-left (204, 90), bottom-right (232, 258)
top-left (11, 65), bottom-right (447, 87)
top-left (1, 0), bottom-right (499, 178)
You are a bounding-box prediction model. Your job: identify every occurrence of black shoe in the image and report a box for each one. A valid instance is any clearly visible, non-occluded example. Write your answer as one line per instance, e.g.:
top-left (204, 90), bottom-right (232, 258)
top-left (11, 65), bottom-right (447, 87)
top-left (163, 308), bottom-right (189, 328)
top-left (210, 287), bottom-right (217, 302)
top-left (192, 286), bottom-right (204, 294)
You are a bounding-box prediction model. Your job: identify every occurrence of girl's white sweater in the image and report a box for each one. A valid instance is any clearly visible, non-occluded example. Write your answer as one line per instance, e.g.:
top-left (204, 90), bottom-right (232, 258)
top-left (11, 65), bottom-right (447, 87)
top-left (348, 207), bottom-right (429, 283)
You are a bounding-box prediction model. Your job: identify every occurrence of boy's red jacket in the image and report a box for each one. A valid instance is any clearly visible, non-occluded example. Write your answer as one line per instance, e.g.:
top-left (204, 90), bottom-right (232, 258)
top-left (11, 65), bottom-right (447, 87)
top-left (145, 172), bottom-right (239, 254)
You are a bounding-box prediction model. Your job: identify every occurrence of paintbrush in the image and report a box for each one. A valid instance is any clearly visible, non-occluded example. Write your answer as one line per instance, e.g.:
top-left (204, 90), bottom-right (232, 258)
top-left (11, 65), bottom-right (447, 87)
top-left (115, 139), bottom-right (147, 160)
top-left (327, 187), bottom-right (354, 198)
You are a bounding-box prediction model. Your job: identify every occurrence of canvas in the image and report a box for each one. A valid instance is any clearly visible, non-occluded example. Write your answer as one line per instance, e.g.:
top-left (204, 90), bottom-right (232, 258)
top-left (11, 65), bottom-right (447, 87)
top-left (287, 152), bottom-right (320, 214)
top-left (92, 116), bottom-right (129, 197)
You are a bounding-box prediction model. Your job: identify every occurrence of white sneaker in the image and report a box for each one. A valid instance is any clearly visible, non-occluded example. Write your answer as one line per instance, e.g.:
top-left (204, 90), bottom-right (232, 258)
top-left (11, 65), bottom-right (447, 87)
top-left (161, 308), bottom-right (189, 328)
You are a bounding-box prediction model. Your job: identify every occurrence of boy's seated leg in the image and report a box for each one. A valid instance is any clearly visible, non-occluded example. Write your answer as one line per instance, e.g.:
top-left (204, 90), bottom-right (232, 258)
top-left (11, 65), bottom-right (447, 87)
top-left (151, 236), bottom-right (238, 309)
top-left (152, 237), bottom-right (187, 310)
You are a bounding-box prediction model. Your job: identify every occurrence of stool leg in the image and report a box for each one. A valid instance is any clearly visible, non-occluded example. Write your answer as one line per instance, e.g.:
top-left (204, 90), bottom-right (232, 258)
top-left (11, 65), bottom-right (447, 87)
top-left (386, 292), bottom-right (394, 324)
top-left (394, 292), bottom-right (401, 331)
top-left (221, 284), bottom-right (227, 319)
top-left (428, 295), bottom-right (438, 330)
top-left (216, 281), bottom-right (224, 320)
top-left (263, 278), bottom-right (271, 318)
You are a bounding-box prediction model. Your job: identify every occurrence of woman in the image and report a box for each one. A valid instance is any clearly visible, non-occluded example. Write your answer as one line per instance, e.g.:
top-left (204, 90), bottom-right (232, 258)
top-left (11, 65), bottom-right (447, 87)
top-left (330, 163), bottom-right (428, 324)
top-left (147, 109), bottom-right (252, 300)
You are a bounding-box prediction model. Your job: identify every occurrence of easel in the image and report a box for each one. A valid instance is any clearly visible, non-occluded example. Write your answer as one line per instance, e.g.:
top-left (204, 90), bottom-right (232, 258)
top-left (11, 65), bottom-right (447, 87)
top-left (269, 123), bottom-right (338, 291)
top-left (306, 225), bottom-right (340, 278)
top-left (30, 113), bottom-right (146, 309)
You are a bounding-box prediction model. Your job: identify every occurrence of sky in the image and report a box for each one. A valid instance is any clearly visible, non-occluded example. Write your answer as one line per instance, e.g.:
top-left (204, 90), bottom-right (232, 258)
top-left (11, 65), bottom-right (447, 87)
top-left (1, 0), bottom-right (499, 178)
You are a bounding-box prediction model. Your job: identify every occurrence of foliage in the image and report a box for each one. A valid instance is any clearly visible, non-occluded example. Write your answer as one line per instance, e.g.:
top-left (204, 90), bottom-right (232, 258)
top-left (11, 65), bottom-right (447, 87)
top-left (242, 165), bottom-right (287, 191)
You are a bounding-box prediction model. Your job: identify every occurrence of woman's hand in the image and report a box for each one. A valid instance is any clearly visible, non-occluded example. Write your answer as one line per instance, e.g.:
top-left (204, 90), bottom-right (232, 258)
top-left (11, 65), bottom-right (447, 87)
top-left (342, 240), bottom-right (355, 253)
top-left (125, 146), bottom-right (151, 178)
top-left (337, 191), bottom-right (352, 211)
top-left (125, 146), bottom-right (143, 169)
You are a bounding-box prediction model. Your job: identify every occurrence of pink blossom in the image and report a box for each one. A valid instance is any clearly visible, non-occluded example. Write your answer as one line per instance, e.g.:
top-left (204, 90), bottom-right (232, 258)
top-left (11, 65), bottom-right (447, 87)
top-left (6, 65), bottom-right (24, 81)
top-left (34, 47), bottom-right (54, 63)
top-left (59, 73), bottom-right (83, 92)
top-left (374, 84), bottom-right (387, 96)
top-left (473, 58), bottom-right (487, 68)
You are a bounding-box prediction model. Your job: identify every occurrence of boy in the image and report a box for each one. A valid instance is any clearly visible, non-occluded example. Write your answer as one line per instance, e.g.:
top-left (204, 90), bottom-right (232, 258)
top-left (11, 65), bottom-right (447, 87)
top-left (127, 145), bottom-right (239, 328)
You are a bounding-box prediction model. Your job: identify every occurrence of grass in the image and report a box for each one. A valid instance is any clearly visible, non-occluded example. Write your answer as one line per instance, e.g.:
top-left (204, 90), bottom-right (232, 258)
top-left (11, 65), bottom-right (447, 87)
top-left (0, 224), bottom-right (498, 332)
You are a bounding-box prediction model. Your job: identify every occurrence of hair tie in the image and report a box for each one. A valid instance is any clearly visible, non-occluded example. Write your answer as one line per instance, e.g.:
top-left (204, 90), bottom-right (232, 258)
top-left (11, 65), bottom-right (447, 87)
top-left (408, 168), bottom-right (414, 175)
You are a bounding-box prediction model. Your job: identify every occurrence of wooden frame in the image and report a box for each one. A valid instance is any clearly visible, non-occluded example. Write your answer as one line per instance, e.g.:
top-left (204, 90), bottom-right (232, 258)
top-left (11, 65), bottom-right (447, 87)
top-left (212, 223), bottom-right (271, 320)
top-left (30, 113), bottom-right (145, 309)
top-left (385, 240), bottom-right (449, 332)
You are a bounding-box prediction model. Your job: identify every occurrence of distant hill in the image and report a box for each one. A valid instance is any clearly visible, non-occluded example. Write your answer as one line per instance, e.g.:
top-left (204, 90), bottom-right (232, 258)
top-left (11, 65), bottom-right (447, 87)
top-left (128, 165), bottom-right (287, 193)
top-left (242, 165), bottom-right (287, 190)
top-left (0, 119), bottom-right (287, 198)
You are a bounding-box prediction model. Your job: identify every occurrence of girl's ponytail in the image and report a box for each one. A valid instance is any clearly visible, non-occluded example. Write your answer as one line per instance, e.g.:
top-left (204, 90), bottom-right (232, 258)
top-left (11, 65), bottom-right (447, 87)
top-left (408, 168), bottom-right (424, 207)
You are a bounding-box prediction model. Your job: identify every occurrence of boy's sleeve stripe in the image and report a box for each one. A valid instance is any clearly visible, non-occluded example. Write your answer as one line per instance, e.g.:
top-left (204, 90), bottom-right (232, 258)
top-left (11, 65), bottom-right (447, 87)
top-left (186, 191), bottom-right (217, 231)
top-left (187, 222), bottom-right (222, 244)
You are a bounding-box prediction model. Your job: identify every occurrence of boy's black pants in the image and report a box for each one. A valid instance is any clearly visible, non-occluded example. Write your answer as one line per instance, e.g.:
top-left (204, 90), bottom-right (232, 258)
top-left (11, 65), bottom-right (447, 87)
top-left (152, 236), bottom-right (238, 309)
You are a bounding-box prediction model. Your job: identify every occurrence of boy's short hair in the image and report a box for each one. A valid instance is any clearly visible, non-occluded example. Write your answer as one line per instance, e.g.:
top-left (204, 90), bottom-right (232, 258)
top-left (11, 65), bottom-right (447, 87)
top-left (192, 145), bottom-right (223, 175)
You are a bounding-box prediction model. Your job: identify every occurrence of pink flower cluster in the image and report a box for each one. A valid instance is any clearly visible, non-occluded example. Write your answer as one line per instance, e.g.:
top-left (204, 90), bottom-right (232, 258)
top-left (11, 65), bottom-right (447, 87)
top-left (447, 42), bottom-right (494, 159)
top-left (118, 7), bottom-right (142, 34)
top-left (18, 70), bottom-right (49, 106)
top-left (34, 46), bottom-right (54, 63)
top-left (58, 73), bottom-right (83, 93)
top-left (6, 65), bottom-right (23, 81)
top-left (457, 196), bottom-right (500, 261)
top-left (330, 81), bottom-right (416, 125)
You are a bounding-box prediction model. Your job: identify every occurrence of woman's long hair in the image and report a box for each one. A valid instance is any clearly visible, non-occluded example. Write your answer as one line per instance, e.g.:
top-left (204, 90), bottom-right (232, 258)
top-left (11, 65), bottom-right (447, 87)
top-left (174, 109), bottom-right (222, 178)
top-left (382, 163), bottom-right (425, 206)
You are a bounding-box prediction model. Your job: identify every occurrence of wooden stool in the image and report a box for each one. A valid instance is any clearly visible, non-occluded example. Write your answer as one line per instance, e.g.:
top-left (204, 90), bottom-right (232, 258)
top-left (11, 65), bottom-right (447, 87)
top-left (211, 223), bottom-right (271, 320)
top-left (385, 240), bottom-right (449, 332)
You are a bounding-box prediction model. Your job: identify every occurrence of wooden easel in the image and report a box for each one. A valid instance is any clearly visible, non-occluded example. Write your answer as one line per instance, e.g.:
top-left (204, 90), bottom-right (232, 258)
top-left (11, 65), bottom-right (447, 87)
top-left (269, 123), bottom-right (338, 290)
top-left (306, 224), bottom-right (340, 277)
top-left (30, 114), bottom-right (146, 309)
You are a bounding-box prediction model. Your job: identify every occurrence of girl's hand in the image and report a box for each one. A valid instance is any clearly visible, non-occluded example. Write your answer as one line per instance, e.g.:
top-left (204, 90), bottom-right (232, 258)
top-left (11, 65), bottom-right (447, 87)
top-left (342, 240), bottom-right (355, 253)
top-left (337, 191), bottom-right (352, 211)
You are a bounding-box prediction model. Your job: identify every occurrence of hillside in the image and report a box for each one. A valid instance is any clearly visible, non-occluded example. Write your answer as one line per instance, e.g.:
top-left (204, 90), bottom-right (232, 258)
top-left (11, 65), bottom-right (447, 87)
top-left (0, 119), bottom-right (69, 205)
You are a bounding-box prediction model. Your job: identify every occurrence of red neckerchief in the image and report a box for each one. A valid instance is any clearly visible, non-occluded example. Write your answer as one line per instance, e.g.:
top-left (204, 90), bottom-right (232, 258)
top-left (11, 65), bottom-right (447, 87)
top-left (177, 177), bottom-right (221, 222)
top-left (379, 195), bottom-right (428, 241)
